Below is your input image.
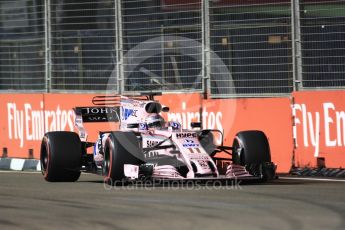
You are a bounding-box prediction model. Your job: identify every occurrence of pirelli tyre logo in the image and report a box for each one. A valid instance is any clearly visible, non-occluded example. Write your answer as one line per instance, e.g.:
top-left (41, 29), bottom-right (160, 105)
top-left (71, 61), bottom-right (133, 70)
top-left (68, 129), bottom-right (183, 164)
top-left (175, 133), bottom-right (197, 139)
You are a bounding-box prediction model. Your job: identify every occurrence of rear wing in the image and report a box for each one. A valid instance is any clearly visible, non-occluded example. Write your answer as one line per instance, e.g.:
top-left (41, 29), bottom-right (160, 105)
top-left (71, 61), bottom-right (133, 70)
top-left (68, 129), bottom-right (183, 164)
top-left (74, 107), bottom-right (120, 123)
top-left (76, 93), bottom-right (163, 123)
top-left (73, 106), bottom-right (120, 142)
top-left (73, 93), bottom-right (164, 140)
top-left (91, 93), bottom-right (162, 106)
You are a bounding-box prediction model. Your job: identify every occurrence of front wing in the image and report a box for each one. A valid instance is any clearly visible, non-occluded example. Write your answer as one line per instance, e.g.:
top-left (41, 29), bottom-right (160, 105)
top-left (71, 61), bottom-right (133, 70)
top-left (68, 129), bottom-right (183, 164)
top-left (123, 162), bottom-right (276, 183)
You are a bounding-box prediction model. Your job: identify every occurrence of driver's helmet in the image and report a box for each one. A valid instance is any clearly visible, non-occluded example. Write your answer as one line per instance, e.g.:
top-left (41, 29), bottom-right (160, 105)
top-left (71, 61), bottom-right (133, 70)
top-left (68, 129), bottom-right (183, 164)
top-left (145, 114), bottom-right (166, 129)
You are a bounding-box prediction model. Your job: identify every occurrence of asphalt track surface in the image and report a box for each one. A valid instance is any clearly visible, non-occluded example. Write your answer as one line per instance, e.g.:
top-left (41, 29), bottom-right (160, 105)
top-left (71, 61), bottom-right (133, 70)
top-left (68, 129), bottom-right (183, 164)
top-left (0, 172), bottom-right (344, 230)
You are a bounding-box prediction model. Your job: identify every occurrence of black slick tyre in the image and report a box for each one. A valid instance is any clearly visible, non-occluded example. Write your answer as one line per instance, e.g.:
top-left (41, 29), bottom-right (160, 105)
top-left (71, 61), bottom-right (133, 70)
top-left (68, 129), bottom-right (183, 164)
top-left (232, 130), bottom-right (275, 180)
top-left (40, 131), bottom-right (82, 182)
top-left (103, 132), bottom-right (144, 184)
top-left (232, 130), bottom-right (271, 165)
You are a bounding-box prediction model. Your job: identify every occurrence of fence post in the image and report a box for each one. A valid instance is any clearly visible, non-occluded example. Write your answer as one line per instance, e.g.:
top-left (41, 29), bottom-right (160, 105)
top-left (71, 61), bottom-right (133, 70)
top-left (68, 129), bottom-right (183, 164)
top-left (291, 0), bottom-right (303, 91)
top-left (116, 0), bottom-right (124, 94)
top-left (44, 0), bottom-right (52, 92)
top-left (203, 0), bottom-right (211, 98)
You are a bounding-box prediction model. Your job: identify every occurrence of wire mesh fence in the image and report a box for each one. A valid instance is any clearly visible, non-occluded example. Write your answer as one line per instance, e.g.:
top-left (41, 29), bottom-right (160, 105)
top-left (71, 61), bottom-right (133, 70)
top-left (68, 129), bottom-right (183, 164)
top-left (300, 0), bottom-right (345, 88)
top-left (50, 0), bottom-right (117, 91)
top-left (209, 0), bottom-right (293, 97)
top-left (0, 0), bottom-right (345, 95)
top-left (0, 0), bottom-right (46, 91)
top-left (121, 0), bottom-right (203, 93)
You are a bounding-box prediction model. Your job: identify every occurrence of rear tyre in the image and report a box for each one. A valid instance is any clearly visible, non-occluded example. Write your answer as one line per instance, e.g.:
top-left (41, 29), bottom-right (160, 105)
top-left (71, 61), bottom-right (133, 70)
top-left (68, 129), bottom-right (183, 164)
top-left (103, 132), bottom-right (144, 184)
top-left (232, 130), bottom-right (274, 180)
top-left (40, 131), bottom-right (82, 182)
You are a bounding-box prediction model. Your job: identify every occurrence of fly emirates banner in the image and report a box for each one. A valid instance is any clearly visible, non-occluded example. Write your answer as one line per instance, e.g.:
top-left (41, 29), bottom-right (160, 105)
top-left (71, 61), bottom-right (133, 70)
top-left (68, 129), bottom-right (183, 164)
top-left (1, 91), bottom-right (344, 171)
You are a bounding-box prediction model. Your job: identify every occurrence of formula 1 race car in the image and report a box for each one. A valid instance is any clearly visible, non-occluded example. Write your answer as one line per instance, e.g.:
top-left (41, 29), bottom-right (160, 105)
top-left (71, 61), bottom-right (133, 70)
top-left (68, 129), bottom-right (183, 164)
top-left (40, 93), bottom-right (276, 184)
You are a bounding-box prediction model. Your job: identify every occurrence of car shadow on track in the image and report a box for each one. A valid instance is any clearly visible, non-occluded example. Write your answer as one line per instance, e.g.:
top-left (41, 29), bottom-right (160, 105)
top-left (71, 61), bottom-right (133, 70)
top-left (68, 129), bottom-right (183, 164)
top-left (76, 177), bottom-right (313, 187)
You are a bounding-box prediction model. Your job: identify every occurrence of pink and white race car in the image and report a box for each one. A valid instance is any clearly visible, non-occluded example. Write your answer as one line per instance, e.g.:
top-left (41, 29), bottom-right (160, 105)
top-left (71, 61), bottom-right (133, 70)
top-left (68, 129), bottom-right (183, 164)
top-left (40, 93), bottom-right (276, 184)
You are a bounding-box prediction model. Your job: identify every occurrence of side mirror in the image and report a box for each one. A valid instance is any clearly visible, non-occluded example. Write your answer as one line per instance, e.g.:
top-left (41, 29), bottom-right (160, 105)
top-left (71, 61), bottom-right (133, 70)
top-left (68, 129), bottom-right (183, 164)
top-left (190, 122), bottom-right (202, 128)
top-left (127, 123), bottom-right (139, 128)
top-left (162, 107), bottom-right (170, 112)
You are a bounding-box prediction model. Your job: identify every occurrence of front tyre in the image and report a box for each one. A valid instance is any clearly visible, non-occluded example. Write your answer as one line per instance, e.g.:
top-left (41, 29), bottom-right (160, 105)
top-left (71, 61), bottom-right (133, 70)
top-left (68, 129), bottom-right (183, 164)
top-left (40, 131), bottom-right (82, 182)
top-left (103, 132), bottom-right (144, 184)
top-left (232, 130), bottom-right (275, 180)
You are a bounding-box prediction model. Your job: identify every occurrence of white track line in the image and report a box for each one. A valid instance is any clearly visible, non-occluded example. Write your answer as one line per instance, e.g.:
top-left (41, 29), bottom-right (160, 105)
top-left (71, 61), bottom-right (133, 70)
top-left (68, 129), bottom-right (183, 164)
top-left (0, 170), bottom-right (41, 174)
top-left (280, 177), bottom-right (345, 182)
